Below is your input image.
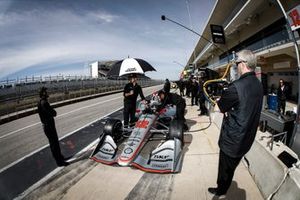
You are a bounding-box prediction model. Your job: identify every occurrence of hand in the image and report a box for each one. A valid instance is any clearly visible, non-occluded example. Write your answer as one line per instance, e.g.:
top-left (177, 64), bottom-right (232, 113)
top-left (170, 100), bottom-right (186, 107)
top-left (130, 90), bottom-right (134, 95)
top-left (141, 100), bottom-right (147, 104)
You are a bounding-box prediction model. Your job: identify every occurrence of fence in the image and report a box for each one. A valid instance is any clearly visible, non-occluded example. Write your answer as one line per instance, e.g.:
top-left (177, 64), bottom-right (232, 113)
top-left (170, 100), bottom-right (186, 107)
top-left (0, 77), bottom-right (163, 117)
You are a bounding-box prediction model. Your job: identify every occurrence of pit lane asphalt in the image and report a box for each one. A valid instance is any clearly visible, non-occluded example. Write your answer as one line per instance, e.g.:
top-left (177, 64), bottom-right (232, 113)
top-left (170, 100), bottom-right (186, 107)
top-left (0, 85), bottom-right (162, 200)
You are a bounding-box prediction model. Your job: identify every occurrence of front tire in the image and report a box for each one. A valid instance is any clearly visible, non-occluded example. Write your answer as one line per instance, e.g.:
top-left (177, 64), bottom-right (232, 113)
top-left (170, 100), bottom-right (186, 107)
top-left (168, 120), bottom-right (184, 144)
top-left (103, 118), bottom-right (123, 140)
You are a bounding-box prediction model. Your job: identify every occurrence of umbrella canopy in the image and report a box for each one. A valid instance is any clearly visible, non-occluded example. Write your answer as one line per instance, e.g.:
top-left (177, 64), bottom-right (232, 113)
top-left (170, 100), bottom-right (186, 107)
top-left (107, 58), bottom-right (156, 77)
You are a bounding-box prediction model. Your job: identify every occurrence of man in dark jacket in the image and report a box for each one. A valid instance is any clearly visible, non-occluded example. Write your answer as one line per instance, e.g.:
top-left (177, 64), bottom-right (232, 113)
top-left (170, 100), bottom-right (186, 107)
top-left (123, 74), bottom-right (145, 127)
top-left (208, 50), bottom-right (263, 196)
top-left (158, 90), bottom-right (188, 131)
top-left (198, 77), bottom-right (208, 115)
top-left (37, 87), bottom-right (69, 166)
top-left (163, 79), bottom-right (171, 94)
top-left (177, 79), bottom-right (185, 97)
top-left (191, 78), bottom-right (199, 106)
top-left (277, 79), bottom-right (289, 114)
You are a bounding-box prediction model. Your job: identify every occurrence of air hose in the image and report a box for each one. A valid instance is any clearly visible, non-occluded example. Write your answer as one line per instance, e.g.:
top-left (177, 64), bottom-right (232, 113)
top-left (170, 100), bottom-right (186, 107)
top-left (203, 62), bottom-right (233, 106)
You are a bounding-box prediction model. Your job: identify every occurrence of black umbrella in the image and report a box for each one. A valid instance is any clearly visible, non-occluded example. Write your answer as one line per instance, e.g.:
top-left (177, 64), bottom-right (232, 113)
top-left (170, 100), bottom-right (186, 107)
top-left (107, 58), bottom-right (156, 77)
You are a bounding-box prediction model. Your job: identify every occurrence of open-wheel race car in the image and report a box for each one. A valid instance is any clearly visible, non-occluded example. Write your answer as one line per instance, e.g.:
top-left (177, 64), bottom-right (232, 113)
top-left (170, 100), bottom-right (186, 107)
top-left (90, 92), bottom-right (185, 173)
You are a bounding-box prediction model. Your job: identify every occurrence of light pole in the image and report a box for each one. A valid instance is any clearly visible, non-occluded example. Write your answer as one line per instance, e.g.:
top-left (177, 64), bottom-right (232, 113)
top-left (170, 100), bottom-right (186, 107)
top-left (173, 61), bottom-right (185, 67)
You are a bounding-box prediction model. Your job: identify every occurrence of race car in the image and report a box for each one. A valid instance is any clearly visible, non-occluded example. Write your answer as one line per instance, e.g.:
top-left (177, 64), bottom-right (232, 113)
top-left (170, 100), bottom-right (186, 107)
top-left (90, 92), bottom-right (184, 173)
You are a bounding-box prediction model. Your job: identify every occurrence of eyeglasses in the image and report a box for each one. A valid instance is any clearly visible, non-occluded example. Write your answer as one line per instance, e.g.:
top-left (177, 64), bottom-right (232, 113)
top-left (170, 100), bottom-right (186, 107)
top-left (235, 60), bottom-right (246, 66)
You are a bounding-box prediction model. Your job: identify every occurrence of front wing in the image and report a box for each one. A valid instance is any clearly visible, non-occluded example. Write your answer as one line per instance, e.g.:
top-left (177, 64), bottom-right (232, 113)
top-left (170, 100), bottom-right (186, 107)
top-left (90, 134), bottom-right (183, 173)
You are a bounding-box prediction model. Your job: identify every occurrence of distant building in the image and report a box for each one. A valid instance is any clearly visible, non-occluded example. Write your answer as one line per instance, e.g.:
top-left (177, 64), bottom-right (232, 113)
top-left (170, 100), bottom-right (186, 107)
top-left (89, 61), bottom-right (117, 78)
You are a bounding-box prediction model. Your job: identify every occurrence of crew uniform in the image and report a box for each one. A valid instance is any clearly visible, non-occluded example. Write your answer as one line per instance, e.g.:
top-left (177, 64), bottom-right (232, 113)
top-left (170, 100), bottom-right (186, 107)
top-left (123, 82), bottom-right (145, 127)
top-left (198, 79), bottom-right (208, 115)
top-left (277, 82), bottom-right (289, 114)
top-left (216, 71), bottom-right (263, 194)
top-left (163, 79), bottom-right (171, 94)
top-left (158, 91), bottom-right (187, 129)
top-left (37, 92), bottom-right (67, 166)
top-left (191, 79), bottom-right (199, 106)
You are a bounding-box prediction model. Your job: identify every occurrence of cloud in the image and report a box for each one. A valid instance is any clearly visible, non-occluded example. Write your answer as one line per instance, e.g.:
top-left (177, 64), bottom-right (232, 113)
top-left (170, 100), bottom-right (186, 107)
top-left (87, 12), bottom-right (119, 23)
top-left (0, 1), bottom-right (213, 80)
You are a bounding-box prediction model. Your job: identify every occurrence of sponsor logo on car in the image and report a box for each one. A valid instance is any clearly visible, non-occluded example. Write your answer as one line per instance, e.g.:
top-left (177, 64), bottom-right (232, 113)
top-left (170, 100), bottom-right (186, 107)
top-left (152, 164), bottom-right (169, 168)
top-left (101, 147), bottom-right (114, 153)
top-left (153, 154), bottom-right (170, 160)
top-left (124, 147), bottom-right (133, 154)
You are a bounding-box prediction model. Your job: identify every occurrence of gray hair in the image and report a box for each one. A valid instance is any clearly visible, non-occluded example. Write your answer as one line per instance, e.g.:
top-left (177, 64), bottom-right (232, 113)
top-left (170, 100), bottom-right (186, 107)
top-left (236, 50), bottom-right (257, 71)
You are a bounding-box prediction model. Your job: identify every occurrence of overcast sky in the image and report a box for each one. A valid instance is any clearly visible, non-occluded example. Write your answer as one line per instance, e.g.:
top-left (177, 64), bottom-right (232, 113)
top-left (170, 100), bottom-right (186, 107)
top-left (0, 0), bottom-right (215, 80)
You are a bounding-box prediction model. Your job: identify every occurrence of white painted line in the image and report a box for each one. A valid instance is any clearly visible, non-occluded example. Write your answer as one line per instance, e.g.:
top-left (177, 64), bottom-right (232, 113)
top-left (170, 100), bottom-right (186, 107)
top-left (8, 87), bottom-right (160, 199)
top-left (0, 106), bottom-right (123, 174)
top-left (14, 138), bottom-right (101, 200)
top-left (0, 96), bottom-right (122, 140)
top-left (0, 122), bottom-right (41, 140)
top-left (56, 96), bottom-right (122, 118)
top-left (0, 87), bottom-right (158, 173)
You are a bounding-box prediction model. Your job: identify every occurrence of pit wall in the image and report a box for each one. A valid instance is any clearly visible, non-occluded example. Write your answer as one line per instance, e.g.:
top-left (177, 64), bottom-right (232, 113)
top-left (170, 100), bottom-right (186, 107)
top-left (211, 110), bottom-right (300, 200)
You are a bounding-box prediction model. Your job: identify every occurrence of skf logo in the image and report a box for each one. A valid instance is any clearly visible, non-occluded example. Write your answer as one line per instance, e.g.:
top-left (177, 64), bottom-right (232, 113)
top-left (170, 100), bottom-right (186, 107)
top-left (125, 67), bottom-right (137, 72)
top-left (153, 155), bottom-right (170, 160)
top-left (102, 147), bottom-right (114, 153)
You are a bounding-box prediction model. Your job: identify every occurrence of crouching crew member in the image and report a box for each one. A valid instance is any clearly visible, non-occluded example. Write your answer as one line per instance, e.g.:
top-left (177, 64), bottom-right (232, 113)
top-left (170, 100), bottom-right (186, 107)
top-left (37, 87), bottom-right (69, 167)
top-left (123, 74), bottom-right (145, 127)
top-left (157, 90), bottom-right (188, 131)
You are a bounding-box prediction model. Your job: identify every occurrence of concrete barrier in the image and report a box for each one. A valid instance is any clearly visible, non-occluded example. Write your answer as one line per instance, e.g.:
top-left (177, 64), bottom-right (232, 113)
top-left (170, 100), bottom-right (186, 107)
top-left (245, 133), bottom-right (300, 200)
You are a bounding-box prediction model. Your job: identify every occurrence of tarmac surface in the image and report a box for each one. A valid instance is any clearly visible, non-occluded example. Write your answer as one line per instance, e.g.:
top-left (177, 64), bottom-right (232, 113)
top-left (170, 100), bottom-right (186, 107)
top-left (0, 85), bottom-right (162, 200)
top-left (20, 90), bottom-right (264, 200)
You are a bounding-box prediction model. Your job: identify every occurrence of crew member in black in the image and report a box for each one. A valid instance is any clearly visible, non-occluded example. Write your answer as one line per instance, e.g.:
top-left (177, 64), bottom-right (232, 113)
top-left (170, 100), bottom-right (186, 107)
top-left (198, 77), bottom-right (208, 116)
top-left (208, 50), bottom-right (263, 196)
top-left (177, 79), bottom-right (185, 97)
top-left (157, 90), bottom-right (188, 131)
top-left (37, 87), bottom-right (69, 167)
top-left (191, 77), bottom-right (199, 106)
top-left (277, 79), bottom-right (289, 114)
top-left (123, 74), bottom-right (145, 127)
top-left (163, 78), bottom-right (171, 94)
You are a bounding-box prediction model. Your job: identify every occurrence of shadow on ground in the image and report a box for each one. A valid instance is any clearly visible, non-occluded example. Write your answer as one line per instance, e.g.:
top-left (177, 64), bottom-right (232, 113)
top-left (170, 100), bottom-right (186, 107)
top-left (211, 181), bottom-right (246, 200)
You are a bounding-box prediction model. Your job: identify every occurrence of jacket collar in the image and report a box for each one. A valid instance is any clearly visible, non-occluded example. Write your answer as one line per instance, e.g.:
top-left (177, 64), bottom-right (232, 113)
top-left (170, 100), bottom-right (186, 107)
top-left (239, 71), bottom-right (255, 80)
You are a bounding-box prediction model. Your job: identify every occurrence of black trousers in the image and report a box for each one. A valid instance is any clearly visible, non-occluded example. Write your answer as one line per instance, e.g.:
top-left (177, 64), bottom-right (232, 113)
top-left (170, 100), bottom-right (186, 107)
top-left (176, 102), bottom-right (186, 122)
top-left (217, 150), bottom-right (242, 194)
top-left (43, 122), bottom-right (64, 165)
top-left (191, 92), bottom-right (198, 106)
top-left (198, 94), bottom-right (207, 114)
top-left (123, 102), bottom-right (136, 127)
top-left (277, 99), bottom-right (286, 114)
top-left (179, 88), bottom-right (184, 96)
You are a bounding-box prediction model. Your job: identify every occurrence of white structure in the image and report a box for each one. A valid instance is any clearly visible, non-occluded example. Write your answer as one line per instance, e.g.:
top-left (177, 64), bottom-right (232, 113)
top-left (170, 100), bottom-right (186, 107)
top-left (89, 61), bottom-right (100, 78)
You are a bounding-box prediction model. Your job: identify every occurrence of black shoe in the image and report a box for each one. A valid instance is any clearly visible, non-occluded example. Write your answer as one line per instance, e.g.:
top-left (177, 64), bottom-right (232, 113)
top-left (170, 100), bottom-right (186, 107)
top-left (183, 123), bottom-right (189, 131)
top-left (208, 187), bottom-right (225, 196)
top-left (57, 161), bottom-right (70, 167)
top-left (63, 156), bottom-right (73, 161)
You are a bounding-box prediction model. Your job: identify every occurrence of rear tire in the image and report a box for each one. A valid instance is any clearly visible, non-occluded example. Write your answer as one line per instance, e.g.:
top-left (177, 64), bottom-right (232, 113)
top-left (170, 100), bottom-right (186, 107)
top-left (168, 120), bottom-right (184, 144)
top-left (103, 119), bottom-right (123, 140)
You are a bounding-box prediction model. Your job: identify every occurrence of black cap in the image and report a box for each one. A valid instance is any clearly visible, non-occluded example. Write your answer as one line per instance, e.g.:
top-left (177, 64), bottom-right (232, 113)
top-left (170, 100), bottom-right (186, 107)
top-left (128, 73), bottom-right (137, 78)
top-left (39, 86), bottom-right (48, 98)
